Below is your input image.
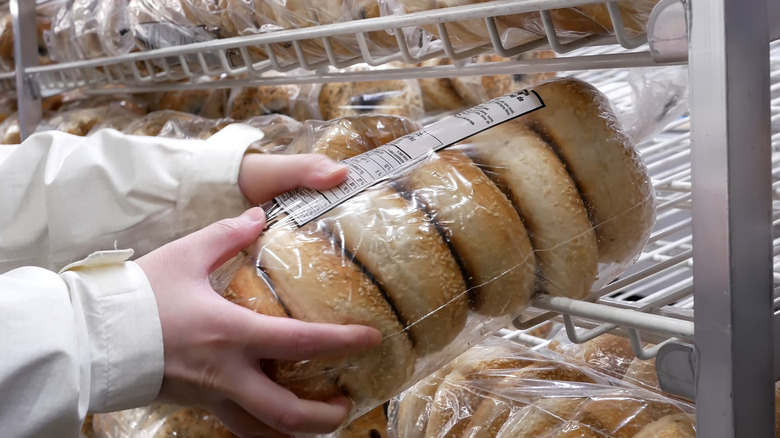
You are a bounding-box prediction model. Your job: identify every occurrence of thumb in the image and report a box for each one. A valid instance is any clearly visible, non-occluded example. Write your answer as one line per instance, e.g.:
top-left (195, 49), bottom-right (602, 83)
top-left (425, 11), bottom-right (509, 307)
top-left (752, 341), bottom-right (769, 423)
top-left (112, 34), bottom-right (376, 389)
top-left (239, 154), bottom-right (349, 205)
top-left (176, 207), bottom-right (267, 274)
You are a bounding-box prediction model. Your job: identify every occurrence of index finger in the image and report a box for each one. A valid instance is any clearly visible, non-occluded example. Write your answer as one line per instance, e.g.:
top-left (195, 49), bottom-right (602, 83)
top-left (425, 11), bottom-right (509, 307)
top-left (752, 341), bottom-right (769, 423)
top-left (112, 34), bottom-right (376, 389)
top-left (243, 313), bottom-right (382, 361)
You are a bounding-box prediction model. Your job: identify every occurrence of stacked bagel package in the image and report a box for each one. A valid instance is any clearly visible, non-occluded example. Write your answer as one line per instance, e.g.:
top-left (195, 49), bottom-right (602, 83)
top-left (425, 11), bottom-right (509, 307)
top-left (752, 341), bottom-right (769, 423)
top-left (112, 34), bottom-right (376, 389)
top-left (210, 76), bottom-right (657, 429)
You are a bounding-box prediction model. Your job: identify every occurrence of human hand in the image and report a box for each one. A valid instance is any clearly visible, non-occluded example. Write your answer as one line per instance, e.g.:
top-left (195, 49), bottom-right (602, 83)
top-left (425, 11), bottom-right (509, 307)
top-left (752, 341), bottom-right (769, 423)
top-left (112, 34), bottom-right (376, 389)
top-left (238, 153), bottom-right (349, 206)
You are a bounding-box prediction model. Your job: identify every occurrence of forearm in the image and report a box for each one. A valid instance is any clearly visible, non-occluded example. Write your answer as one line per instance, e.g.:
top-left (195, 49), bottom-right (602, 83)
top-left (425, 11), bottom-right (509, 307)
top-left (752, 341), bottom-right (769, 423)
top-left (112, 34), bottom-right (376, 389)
top-left (0, 251), bottom-right (163, 437)
top-left (0, 125), bottom-right (263, 273)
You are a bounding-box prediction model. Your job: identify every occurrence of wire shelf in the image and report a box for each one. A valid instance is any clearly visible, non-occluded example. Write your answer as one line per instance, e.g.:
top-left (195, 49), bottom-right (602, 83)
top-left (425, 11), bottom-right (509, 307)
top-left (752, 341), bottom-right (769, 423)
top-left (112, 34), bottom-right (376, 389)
top-left (504, 42), bottom-right (780, 362)
top-left (21, 0), bottom-right (671, 95)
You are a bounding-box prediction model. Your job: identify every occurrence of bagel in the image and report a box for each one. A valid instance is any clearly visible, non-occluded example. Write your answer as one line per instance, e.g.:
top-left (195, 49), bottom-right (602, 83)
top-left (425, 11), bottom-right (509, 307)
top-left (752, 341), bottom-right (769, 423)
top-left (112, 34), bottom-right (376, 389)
top-left (399, 150), bottom-right (536, 317)
top-left (318, 78), bottom-right (424, 121)
top-left (633, 413), bottom-right (696, 438)
top-left (461, 121), bottom-right (598, 300)
top-left (340, 404), bottom-right (389, 438)
top-left (417, 58), bottom-right (468, 112)
top-left (494, 398), bottom-right (587, 438)
top-left (461, 362), bottom-right (596, 438)
top-left (394, 365), bottom-right (455, 438)
top-left (223, 256), bottom-right (289, 318)
top-left (623, 357), bottom-right (659, 389)
top-left (267, 0), bottom-right (356, 59)
top-left (526, 78), bottom-right (655, 269)
top-left (227, 84), bottom-right (302, 120)
top-left (555, 397), bottom-right (685, 437)
top-left (449, 54), bottom-right (517, 107)
top-left (421, 342), bottom-right (552, 438)
top-left (323, 186), bottom-right (468, 355)
top-left (256, 219), bottom-right (416, 404)
top-left (157, 88), bottom-right (227, 119)
top-left (121, 110), bottom-right (231, 138)
top-left (293, 114), bottom-right (422, 162)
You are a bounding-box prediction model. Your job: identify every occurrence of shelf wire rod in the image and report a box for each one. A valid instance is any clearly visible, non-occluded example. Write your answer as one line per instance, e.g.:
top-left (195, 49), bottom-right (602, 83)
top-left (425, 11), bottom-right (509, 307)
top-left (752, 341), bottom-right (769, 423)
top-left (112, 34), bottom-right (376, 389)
top-left (216, 50), bottom-right (242, 76)
top-left (355, 32), bottom-right (401, 67)
top-left (435, 22), bottom-right (491, 61)
top-left (595, 250), bottom-right (692, 298)
top-left (291, 40), bottom-right (327, 71)
top-left (483, 15), bottom-right (551, 59)
top-left (158, 57), bottom-right (173, 80)
top-left (638, 235), bottom-right (692, 261)
top-left (608, 278), bottom-right (694, 309)
top-left (655, 192), bottom-right (692, 212)
top-left (536, 295), bottom-right (695, 340)
top-left (606, 2), bottom-right (647, 50)
top-left (394, 28), bottom-right (422, 65)
top-left (196, 52), bottom-right (218, 77)
top-left (641, 143), bottom-right (691, 171)
top-left (645, 149), bottom-right (691, 174)
top-left (177, 55), bottom-right (192, 77)
top-left (540, 10), bottom-right (612, 54)
top-left (646, 218), bottom-right (693, 245)
top-left (652, 166), bottom-right (692, 187)
top-left (323, 36), bottom-right (357, 69)
top-left (496, 328), bottom-right (551, 347)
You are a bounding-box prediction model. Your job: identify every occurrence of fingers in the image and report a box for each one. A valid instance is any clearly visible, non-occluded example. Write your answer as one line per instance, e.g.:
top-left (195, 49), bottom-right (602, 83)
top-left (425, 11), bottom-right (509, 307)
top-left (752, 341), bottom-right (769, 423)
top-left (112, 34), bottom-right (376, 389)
top-left (239, 154), bottom-right (349, 205)
top-left (224, 371), bottom-right (353, 435)
top-left (171, 208), bottom-right (267, 274)
top-left (240, 314), bottom-right (382, 361)
top-left (210, 401), bottom-right (290, 438)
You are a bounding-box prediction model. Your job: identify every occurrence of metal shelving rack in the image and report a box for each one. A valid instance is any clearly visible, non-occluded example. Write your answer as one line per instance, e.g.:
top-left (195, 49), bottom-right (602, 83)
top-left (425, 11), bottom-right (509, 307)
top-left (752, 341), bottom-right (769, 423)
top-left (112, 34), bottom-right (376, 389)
top-left (7, 0), bottom-right (778, 435)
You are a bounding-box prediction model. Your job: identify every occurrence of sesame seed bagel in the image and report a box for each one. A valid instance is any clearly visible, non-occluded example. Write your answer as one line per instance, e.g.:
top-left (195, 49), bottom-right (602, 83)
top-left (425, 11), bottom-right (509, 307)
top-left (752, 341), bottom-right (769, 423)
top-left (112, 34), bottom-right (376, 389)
top-left (323, 186), bottom-right (469, 356)
top-left (526, 78), bottom-right (655, 268)
top-left (256, 219), bottom-right (416, 405)
top-left (400, 150), bottom-right (536, 317)
top-left (223, 256), bottom-right (288, 318)
top-left (461, 121), bottom-right (598, 300)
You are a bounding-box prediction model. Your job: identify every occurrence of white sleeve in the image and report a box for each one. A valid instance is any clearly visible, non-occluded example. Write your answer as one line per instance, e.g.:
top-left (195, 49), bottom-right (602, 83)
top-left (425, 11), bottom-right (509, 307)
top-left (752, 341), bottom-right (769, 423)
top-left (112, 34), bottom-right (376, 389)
top-left (0, 249), bottom-right (163, 438)
top-left (0, 124), bottom-right (265, 273)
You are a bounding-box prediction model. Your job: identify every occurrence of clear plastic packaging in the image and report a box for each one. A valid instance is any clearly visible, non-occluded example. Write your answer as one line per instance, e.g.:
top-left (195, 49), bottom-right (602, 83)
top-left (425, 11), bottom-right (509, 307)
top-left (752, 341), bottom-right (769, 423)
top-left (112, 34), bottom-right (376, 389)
top-left (388, 336), bottom-right (695, 438)
top-left (91, 403), bottom-right (236, 438)
top-left (546, 331), bottom-right (666, 396)
top-left (36, 104), bottom-right (144, 136)
top-left (211, 77), bottom-right (657, 427)
top-left (317, 64), bottom-right (425, 121)
top-left (388, 0), bottom-right (660, 53)
top-left (227, 67), bottom-right (425, 123)
top-left (0, 0), bottom-right (63, 70)
top-left (417, 52), bottom-right (557, 115)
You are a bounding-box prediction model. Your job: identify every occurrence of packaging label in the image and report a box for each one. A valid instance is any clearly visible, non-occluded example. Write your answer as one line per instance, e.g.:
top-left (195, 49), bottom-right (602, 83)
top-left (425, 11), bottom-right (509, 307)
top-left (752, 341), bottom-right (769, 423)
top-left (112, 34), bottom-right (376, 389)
top-left (269, 89), bottom-right (545, 227)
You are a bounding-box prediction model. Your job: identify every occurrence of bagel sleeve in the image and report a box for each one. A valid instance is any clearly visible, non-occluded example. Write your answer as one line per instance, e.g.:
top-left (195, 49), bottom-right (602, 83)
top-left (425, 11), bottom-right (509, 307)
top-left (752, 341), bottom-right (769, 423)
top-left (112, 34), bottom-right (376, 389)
top-left (387, 337), bottom-right (695, 438)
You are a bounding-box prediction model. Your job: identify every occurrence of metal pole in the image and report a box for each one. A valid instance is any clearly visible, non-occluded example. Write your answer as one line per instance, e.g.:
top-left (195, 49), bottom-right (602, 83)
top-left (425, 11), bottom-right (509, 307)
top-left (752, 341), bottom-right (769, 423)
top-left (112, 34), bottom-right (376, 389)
top-left (10, 0), bottom-right (40, 142)
top-left (690, 0), bottom-right (774, 435)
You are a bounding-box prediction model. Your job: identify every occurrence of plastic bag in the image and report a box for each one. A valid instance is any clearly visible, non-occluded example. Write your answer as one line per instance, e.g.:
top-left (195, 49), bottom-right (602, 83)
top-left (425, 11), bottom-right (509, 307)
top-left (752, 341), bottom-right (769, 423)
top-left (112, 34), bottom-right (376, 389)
top-left (388, 336), bottom-right (695, 438)
top-left (417, 52), bottom-right (556, 114)
top-left (91, 403), bottom-right (236, 438)
top-left (317, 64), bottom-right (425, 121)
top-left (212, 77), bottom-right (656, 426)
top-left (227, 66), bottom-right (425, 122)
top-left (388, 0), bottom-right (660, 53)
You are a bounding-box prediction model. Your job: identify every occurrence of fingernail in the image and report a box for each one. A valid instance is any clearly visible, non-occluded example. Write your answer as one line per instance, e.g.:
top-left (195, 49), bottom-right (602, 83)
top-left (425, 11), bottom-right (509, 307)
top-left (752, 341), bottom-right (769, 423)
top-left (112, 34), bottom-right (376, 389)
top-left (244, 207), bottom-right (266, 223)
top-left (318, 160), bottom-right (348, 178)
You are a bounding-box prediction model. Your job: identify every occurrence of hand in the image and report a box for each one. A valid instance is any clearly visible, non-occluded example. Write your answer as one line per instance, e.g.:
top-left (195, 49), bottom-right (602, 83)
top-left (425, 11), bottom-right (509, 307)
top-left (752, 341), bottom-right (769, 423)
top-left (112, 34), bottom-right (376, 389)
top-left (137, 208), bottom-right (382, 437)
top-left (238, 153), bottom-right (349, 206)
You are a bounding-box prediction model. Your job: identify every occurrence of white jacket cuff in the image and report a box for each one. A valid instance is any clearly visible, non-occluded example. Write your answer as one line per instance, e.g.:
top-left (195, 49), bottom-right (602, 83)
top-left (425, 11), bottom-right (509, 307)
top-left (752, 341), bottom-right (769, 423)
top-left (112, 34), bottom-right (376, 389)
top-left (60, 250), bottom-right (164, 413)
top-left (176, 123), bottom-right (265, 235)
